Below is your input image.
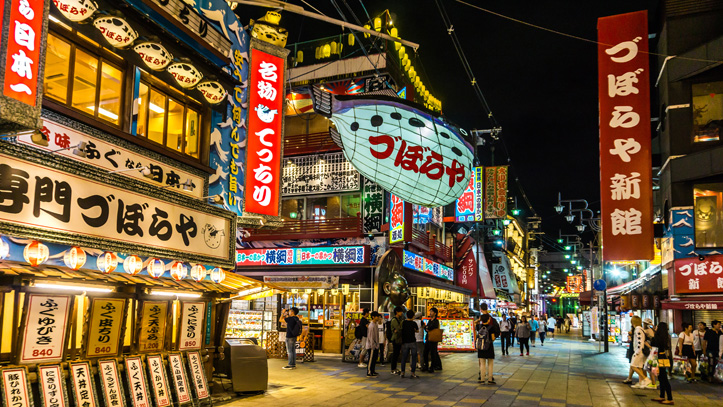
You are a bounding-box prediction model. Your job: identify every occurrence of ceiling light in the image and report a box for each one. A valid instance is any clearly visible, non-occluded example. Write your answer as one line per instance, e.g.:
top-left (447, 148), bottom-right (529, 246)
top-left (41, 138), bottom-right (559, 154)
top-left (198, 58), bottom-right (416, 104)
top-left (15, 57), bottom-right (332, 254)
top-left (34, 283), bottom-right (113, 293)
top-left (149, 103), bottom-right (165, 114)
top-left (150, 291), bottom-right (201, 298)
top-left (87, 106), bottom-right (119, 120)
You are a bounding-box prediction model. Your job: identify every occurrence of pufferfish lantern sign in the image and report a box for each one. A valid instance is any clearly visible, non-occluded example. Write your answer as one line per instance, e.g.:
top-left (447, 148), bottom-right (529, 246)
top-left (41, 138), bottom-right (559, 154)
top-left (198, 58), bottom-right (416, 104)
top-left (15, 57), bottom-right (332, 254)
top-left (311, 89), bottom-right (473, 207)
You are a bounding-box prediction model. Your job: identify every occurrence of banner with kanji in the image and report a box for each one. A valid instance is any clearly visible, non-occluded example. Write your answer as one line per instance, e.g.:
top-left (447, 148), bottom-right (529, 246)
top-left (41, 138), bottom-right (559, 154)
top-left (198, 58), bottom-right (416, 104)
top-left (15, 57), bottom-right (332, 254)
top-left (598, 11), bottom-right (653, 260)
top-left (484, 166), bottom-right (508, 219)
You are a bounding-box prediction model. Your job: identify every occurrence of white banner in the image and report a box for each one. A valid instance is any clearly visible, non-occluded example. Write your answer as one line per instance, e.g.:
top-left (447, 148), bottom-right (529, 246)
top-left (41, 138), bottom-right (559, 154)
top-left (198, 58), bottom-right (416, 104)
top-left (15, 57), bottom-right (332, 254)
top-left (98, 360), bottom-right (124, 407)
top-left (178, 302), bottom-right (205, 351)
top-left (147, 355), bottom-right (172, 407)
top-left (38, 365), bottom-right (67, 407)
top-left (0, 154), bottom-right (230, 261)
top-left (168, 354), bottom-right (191, 404)
top-left (186, 351), bottom-right (210, 399)
top-left (125, 357), bottom-right (151, 407)
top-left (20, 120), bottom-right (204, 198)
top-left (19, 295), bottom-right (71, 364)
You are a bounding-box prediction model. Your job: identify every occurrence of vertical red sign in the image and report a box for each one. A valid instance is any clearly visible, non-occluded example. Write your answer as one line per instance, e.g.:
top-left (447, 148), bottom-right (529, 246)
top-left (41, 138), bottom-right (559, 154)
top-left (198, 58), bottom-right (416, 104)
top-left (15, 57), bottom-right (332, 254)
top-left (456, 249), bottom-right (478, 295)
top-left (483, 166), bottom-right (508, 219)
top-left (598, 11), bottom-right (653, 261)
top-left (3, 0), bottom-right (44, 106)
top-left (245, 47), bottom-right (285, 216)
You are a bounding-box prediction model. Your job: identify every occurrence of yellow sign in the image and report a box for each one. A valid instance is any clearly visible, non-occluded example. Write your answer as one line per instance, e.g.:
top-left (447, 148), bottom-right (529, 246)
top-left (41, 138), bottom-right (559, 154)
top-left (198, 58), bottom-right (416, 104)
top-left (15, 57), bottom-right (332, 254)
top-left (85, 298), bottom-right (126, 358)
top-left (138, 301), bottom-right (168, 353)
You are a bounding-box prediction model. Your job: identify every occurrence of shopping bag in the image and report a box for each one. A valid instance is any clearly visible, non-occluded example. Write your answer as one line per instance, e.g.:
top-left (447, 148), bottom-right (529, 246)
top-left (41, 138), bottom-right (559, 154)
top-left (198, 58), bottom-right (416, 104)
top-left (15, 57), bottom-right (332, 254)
top-left (699, 356), bottom-right (709, 380)
top-left (644, 346), bottom-right (659, 371)
top-left (714, 360), bottom-right (723, 382)
top-left (671, 356), bottom-right (688, 376)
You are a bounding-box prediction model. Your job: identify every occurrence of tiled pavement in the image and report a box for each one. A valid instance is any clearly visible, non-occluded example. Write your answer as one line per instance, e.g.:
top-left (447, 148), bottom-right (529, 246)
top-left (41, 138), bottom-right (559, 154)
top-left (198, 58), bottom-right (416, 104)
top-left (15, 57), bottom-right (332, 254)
top-left (220, 331), bottom-right (723, 406)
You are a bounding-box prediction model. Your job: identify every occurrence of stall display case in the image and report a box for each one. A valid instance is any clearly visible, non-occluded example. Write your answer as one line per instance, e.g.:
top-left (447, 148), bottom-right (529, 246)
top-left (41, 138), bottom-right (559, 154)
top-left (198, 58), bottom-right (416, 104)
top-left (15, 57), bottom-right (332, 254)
top-left (608, 315), bottom-right (621, 344)
top-left (226, 299), bottom-right (277, 347)
top-left (423, 318), bottom-right (475, 351)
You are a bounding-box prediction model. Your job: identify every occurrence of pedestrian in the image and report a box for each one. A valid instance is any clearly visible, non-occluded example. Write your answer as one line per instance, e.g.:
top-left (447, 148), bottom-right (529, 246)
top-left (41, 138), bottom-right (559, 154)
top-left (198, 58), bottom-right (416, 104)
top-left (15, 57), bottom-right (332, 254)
top-left (516, 315), bottom-right (531, 356)
top-left (422, 307), bottom-right (442, 373)
top-left (509, 314), bottom-right (517, 347)
top-left (644, 318), bottom-right (658, 389)
top-left (378, 316), bottom-right (386, 366)
top-left (547, 314), bottom-right (557, 340)
top-left (356, 308), bottom-right (371, 367)
top-left (390, 307), bottom-right (404, 375)
top-left (693, 322), bottom-right (707, 361)
top-left (539, 316), bottom-right (547, 346)
top-left (280, 307), bottom-right (302, 370)
top-left (499, 314), bottom-right (511, 356)
top-left (564, 316), bottom-right (571, 333)
top-left (703, 320), bottom-right (722, 382)
top-left (651, 322), bottom-right (674, 405)
top-left (678, 322), bottom-right (697, 383)
top-left (400, 310), bottom-right (419, 378)
top-left (414, 312), bottom-right (425, 370)
top-left (476, 313), bottom-right (497, 384)
top-left (366, 312), bottom-right (381, 377)
top-left (530, 315), bottom-right (539, 347)
top-left (557, 316), bottom-right (563, 333)
top-left (630, 316), bottom-right (651, 388)
top-left (623, 327), bottom-right (636, 384)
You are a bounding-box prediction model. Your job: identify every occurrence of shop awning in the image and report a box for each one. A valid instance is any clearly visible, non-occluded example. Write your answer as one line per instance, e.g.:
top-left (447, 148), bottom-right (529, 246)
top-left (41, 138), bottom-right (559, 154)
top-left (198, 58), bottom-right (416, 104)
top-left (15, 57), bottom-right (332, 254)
top-left (662, 298), bottom-right (723, 310)
top-left (606, 264), bottom-right (661, 296)
top-left (406, 273), bottom-right (473, 296)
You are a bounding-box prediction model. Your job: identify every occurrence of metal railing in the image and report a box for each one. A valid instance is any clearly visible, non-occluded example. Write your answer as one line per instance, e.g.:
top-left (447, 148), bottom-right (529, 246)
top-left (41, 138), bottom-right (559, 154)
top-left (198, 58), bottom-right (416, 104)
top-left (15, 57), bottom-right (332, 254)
top-left (243, 216), bottom-right (363, 241)
top-left (283, 131), bottom-right (340, 156)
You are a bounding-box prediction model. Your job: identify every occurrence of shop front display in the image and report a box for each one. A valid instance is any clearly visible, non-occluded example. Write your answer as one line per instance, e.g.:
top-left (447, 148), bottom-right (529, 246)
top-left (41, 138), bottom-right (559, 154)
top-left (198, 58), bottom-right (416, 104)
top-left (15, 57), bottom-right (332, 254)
top-left (225, 299), bottom-right (276, 347)
top-left (422, 317), bottom-right (475, 351)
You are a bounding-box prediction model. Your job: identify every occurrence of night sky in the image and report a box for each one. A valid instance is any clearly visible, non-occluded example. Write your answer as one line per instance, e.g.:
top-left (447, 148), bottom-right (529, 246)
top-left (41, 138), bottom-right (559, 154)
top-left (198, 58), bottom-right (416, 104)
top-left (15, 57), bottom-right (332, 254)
top-left (241, 0), bottom-right (658, 242)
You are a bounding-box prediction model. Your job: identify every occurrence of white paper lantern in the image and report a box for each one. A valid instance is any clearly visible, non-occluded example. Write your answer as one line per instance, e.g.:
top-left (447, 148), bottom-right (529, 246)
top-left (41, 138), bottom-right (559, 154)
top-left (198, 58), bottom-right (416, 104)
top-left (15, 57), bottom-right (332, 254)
top-left (190, 264), bottom-right (206, 282)
top-left (0, 236), bottom-right (9, 260)
top-left (93, 16), bottom-right (138, 48)
top-left (97, 252), bottom-right (119, 273)
top-left (23, 241), bottom-right (49, 266)
top-left (170, 261), bottom-right (188, 281)
top-left (123, 255), bottom-right (143, 275)
top-left (210, 267), bottom-right (226, 283)
top-left (63, 246), bottom-right (87, 270)
top-left (147, 258), bottom-right (165, 278)
top-left (53, 0), bottom-right (98, 22)
top-left (196, 81), bottom-right (226, 104)
top-left (133, 42), bottom-right (173, 71)
top-left (167, 62), bottom-right (203, 89)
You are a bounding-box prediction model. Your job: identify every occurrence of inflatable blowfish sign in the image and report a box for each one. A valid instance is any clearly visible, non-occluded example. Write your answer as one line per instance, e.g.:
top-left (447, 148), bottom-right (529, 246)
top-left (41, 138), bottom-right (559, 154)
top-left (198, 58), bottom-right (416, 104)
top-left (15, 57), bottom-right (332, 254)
top-left (310, 87), bottom-right (474, 207)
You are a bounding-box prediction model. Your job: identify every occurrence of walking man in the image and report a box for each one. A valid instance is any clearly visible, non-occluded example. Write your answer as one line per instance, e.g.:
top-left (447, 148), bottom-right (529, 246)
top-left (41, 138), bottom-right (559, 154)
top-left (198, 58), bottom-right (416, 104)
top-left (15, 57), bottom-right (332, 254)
top-left (390, 307), bottom-right (404, 374)
top-left (704, 320), bottom-right (722, 382)
top-left (546, 314), bottom-right (557, 340)
top-left (530, 316), bottom-right (539, 347)
top-left (400, 310), bottom-right (419, 378)
top-left (422, 307), bottom-right (442, 372)
top-left (366, 312), bottom-right (382, 377)
top-left (357, 308), bottom-right (370, 367)
top-left (280, 307), bottom-right (302, 369)
top-left (539, 316), bottom-right (547, 346)
top-left (500, 314), bottom-right (511, 355)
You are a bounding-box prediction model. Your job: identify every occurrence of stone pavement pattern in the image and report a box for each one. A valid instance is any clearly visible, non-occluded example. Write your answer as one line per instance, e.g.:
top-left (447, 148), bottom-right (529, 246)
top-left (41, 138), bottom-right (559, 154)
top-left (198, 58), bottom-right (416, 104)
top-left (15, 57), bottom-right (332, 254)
top-left (220, 333), bottom-right (723, 406)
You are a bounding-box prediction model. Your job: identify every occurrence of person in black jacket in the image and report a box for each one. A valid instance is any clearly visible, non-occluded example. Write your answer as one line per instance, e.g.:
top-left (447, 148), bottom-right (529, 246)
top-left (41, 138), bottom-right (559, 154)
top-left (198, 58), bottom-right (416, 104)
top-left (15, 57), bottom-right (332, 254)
top-left (650, 323), bottom-right (673, 405)
top-left (421, 307), bottom-right (442, 373)
top-left (356, 308), bottom-right (370, 367)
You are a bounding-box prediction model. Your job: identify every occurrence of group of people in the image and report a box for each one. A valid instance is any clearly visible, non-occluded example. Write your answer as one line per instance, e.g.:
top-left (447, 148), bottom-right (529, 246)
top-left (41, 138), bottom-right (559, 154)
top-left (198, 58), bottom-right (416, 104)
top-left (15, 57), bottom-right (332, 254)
top-left (625, 317), bottom-right (723, 405)
top-left (492, 313), bottom-right (567, 356)
top-left (353, 307), bottom-right (443, 378)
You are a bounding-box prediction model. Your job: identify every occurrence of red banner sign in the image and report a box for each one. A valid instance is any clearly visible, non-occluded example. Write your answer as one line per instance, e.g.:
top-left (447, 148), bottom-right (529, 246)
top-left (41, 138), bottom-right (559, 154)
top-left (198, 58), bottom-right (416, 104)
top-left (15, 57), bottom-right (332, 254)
top-left (673, 255), bottom-right (723, 294)
top-left (566, 275), bottom-right (583, 293)
top-left (3, 0), bottom-right (44, 106)
top-left (456, 249), bottom-right (478, 295)
top-left (484, 166), bottom-right (508, 219)
top-left (244, 47), bottom-right (285, 216)
top-left (598, 11), bottom-right (653, 261)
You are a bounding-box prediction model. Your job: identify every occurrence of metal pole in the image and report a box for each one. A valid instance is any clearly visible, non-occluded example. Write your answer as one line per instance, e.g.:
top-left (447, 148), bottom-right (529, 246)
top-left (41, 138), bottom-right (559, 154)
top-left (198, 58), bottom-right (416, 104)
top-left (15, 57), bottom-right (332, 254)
top-left (603, 270), bottom-right (609, 353)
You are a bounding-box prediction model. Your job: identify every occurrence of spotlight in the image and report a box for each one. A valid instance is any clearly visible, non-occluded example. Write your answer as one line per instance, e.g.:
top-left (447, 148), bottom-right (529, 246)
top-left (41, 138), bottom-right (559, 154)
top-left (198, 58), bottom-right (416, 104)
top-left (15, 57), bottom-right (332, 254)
top-left (565, 214), bottom-right (575, 223)
top-left (554, 204), bottom-right (564, 214)
top-left (576, 224), bottom-right (586, 232)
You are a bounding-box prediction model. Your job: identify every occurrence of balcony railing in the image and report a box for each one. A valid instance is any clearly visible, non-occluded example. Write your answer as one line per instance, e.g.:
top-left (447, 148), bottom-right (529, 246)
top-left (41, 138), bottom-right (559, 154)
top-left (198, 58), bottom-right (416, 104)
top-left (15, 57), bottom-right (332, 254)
top-left (242, 216), bottom-right (363, 241)
top-left (408, 229), bottom-right (452, 263)
top-left (284, 132), bottom-right (341, 156)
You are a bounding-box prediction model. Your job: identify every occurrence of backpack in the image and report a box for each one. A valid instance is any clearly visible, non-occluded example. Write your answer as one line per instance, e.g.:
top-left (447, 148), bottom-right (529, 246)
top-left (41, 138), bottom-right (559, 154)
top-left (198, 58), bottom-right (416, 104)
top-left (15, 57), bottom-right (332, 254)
top-left (385, 320), bottom-right (393, 341)
top-left (476, 324), bottom-right (492, 351)
top-left (289, 317), bottom-right (302, 337)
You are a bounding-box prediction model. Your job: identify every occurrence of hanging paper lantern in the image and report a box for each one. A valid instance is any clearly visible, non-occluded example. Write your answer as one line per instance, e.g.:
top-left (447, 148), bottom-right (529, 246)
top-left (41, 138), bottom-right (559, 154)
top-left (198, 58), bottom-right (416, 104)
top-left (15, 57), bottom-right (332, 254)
top-left (133, 42), bottom-right (173, 71)
top-left (93, 16), bottom-right (138, 48)
top-left (63, 246), bottom-right (87, 270)
top-left (196, 81), bottom-right (226, 105)
top-left (0, 236), bottom-right (9, 260)
top-left (170, 261), bottom-right (188, 281)
top-left (53, 0), bottom-right (98, 22)
top-left (97, 252), bottom-right (119, 273)
top-left (147, 258), bottom-right (165, 278)
top-left (23, 241), bottom-right (49, 267)
top-left (210, 267), bottom-right (226, 284)
top-left (167, 62), bottom-right (203, 89)
top-left (123, 255), bottom-right (143, 275)
top-left (190, 264), bottom-right (206, 282)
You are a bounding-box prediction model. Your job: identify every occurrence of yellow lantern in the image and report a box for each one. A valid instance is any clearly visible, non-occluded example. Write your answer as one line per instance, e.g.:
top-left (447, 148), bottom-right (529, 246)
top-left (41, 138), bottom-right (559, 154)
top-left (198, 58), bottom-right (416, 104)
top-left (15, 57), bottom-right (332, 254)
top-left (348, 33), bottom-right (355, 45)
top-left (389, 27), bottom-right (398, 38)
top-left (23, 241), bottom-right (48, 266)
top-left (363, 24), bottom-right (370, 38)
top-left (63, 246), bottom-right (87, 270)
top-left (330, 41), bottom-right (337, 55)
top-left (342, 284), bottom-right (350, 295)
top-left (123, 255), bottom-right (143, 275)
top-left (403, 58), bottom-right (411, 70)
top-left (97, 252), bottom-right (119, 274)
top-left (190, 264), bottom-right (206, 282)
top-left (331, 289), bottom-right (339, 295)
top-left (322, 43), bottom-right (331, 58)
top-left (317, 288), bottom-right (324, 296)
top-left (147, 258), bottom-right (165, 278)
top-left (170, 261), bottom-right (188, 281)
top-left (398, 46), bottom-right (406, 59)
top-left (296, 50), bottom-right (303, 64)
top-left (315, 46), bottom-right (321, 60)
top-left (401, 54), bottom-right (408, 66)
top-left (373, 17), bottom-right (381, 31)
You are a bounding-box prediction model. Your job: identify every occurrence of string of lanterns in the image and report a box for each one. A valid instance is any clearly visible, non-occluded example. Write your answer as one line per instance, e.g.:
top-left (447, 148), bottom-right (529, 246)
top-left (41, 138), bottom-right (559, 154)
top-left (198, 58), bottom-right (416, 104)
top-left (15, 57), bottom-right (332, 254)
top-left (0, 235), bottom-right (226, 283)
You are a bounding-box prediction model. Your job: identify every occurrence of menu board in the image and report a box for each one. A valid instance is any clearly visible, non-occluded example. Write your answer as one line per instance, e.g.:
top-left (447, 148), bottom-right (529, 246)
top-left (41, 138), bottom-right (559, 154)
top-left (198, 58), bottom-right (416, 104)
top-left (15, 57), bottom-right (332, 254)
top-left (438, 318), bottom-right (475, 351)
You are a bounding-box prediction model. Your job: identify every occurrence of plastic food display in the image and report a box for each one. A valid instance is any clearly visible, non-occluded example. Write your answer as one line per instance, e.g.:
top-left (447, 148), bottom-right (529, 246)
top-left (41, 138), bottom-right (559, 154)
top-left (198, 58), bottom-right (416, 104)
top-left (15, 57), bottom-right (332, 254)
top-left (439, 318), bottom-right (475, 351)
top-left (226, 310), bottom-right (265, 341)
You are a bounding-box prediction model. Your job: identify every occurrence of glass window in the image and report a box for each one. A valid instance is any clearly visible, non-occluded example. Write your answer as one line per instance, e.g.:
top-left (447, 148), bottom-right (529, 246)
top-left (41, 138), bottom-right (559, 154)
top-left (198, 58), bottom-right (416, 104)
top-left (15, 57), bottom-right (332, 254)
top-left (693, 81), bottom-right (723, 143)
top-left (185, 109), bottom-right (200, 158)
top-left (166, 98), bottom-right (184, 152)
top-left (341, 194), bottom-right (361, 217)
top-left (307, 196), bottom-right (329, 220)
top-left (71, 49), bottom-right (98, 112)
top-left (281, 199), bottom-right (303, 220)
top-left (694, 184), bottom-right (723, 248)
top-left (136, 83), bottom-right (149, 137)
top-left (44, 34), bottom-right (71, 103)
top-left (98, 62), bottom-right (122, 124)
top-left (148, 89), bottom-right (166, 144)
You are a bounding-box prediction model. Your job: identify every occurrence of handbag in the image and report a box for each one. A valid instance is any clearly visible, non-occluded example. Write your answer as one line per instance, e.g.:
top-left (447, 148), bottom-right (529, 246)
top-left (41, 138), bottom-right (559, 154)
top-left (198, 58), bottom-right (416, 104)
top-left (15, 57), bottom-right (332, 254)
top-left (658, 358), bottom-right (671, 368)
top-left (427, 328), bottom-right (443, 342)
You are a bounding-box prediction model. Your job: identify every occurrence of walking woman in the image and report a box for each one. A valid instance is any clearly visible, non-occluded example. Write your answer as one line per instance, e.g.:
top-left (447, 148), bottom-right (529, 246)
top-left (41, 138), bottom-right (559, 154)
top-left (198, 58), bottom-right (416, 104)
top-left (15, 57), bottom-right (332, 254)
top-left (477, 314), bottom-right (497, 384)
top-left (678, 323), bottom-right (697, 383)
top-left (651, 323), bottom-right (674, 405)
top-left (630, 316), bottom-right (651, 388)
top-left (516, 316), bottom-right (531, 356)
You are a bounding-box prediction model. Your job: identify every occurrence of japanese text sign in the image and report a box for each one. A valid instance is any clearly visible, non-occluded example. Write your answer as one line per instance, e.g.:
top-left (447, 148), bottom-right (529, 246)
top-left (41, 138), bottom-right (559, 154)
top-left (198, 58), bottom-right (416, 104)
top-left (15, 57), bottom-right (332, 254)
top-left (1, 367), bottom-right (32, 407)
top-left (85, 298), bottom-right (126, 358)
top-left (18, 294), bottom-right (71, 364)
top-left (3, 0), bottom-right (44, 106)
top-left (456, 249), bottom-right (478, 294)
top-left (598, 11), bottom-right (653, 260)
top-left (390, 194), bottom-right (411, 244)
top-left (244, 46), bottom-right (285, 216)
top-left (124, 357), bottom-right (151, 407)
top-left (455, 167), bottom-right (484, 222)
top-left (673, 255), bottom-right (723, 294)
top-left (483, 166), bottom-right (508, 219)
top-left (138, 301), bottom-right (168, 353)
top-left (663, 301), bottom-right (719, 310)
top-left (98, 360), bottom-right (125, 407)
top-left (403, 250), bottom-right (454, 281)
top-left (363, 177), bottom-right (384, 234)
top-left (237, 246), bottom-right (367, 266)
top-left (566, 275), bottom-right (583, 293)
top-left (178, 302), bottom-right (205, 351)
top-left (186, 351), bottom-right (210, 400)
top-left (168, 353), bottom-right (192, 404)
top-left (69, 362), bottom-right (98, 407)
top-left (0, 154), bottom-right (232, 265)
top-left (38, 365), bottom-right (68, 407)
top-left (146, 355), bottom-right (172, 407)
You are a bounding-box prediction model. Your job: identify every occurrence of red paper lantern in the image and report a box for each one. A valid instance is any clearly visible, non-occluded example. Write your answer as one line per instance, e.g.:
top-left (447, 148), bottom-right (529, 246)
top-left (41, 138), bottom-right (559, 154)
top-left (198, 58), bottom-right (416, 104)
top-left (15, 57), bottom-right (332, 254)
top-left (170, 261), bottom-right (188, 281)
top-left (23, 241), bottom-right (49, 266)
top-left (123, 255), bottom-right (143, 275)
top-left (190, 264), bottom-right (206, 282)
top-left (97, 252), bottom-right (119, 273)
top-left (63, 246), bottom-right (87, 270)
top-left (147, 258), bottom-right (165, 278)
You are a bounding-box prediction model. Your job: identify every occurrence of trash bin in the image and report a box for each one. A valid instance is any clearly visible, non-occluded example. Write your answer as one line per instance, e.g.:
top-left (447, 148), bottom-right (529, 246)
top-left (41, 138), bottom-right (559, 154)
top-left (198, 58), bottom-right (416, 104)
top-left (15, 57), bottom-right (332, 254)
top-left (224, 338), bottom-right (268, 393)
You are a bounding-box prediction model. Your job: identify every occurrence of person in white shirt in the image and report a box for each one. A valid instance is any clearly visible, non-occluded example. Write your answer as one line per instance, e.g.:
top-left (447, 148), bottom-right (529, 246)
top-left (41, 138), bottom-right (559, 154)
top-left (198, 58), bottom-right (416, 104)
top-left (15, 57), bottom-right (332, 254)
top-left (539, 318), bottom-right (548, 346)
top-left (413, 312), bottom-right (425, 369)
top-left (499, 314), bottom-right (511, 356)
top-left (546, 315), bottom-right (557, 340)
top-left (630, 316), bottom-right (651, 388)
top-left (693, 322), bottom-right (706, 360)
top-left (678, 322), bottom-right (697, 382)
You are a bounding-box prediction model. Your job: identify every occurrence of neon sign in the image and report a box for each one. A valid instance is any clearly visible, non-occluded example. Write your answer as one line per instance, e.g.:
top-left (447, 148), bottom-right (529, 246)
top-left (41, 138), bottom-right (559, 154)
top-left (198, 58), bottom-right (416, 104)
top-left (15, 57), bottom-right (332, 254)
top-left (402, 250), bottom-right (454, 281)
top-left (236, 246), bottom-right (367, 266)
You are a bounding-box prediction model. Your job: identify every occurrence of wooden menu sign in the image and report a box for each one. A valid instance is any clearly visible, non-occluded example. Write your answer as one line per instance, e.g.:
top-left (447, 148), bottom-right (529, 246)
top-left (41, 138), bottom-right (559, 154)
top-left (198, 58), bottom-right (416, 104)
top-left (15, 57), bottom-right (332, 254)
top-left (69, 361), bottom-right (99, 407)
top-left (137, 301), bottom-right (169, 353)
top-left (98, 359), bottom-right (126, 407)
top-left (186, 351), bottom-right (210, 400)
top-left (84, 298), bottom-right (127, 358)
top-left (17, 294), bottom-right (73, 364)
top-left (168, 353), bottom-right (192, 405)
top-left (1, 366), bottom-right (33, 407)
top-left (124, 357), bottom-right (151, 407)
top-left (38, 364), bottom-right (69, 407)
top-left (177, 302), bottom-right (205, 351)
top-left (146, 355), bottom-right (172, 407)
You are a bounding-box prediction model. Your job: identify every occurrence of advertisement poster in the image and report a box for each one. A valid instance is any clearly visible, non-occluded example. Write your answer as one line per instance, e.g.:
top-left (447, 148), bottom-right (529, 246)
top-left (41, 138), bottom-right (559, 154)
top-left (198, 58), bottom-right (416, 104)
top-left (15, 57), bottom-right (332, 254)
top-left (389, 194), bottom-right (406, 243)
top-left (673, 254), bottom-right (723, 294)
top-left (484, 166), bottom-right (508, 219)
top-left (85, 298), bottom-right (126, 358)
top-left (178, 302), bottom-right (206, 351)
top-left (237, 246), bottom-right (367, 266)
top-left (403, 250), bottom-right (454, 281)
top-left (18, 294), bottom-right (72, 364)
top-left (138, 301), bottom-right (169, 353)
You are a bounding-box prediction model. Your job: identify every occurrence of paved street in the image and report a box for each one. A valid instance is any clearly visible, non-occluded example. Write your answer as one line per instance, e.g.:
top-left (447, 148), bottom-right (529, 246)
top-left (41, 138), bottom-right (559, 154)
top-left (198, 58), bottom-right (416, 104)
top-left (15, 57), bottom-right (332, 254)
top-left (221, 331), bottom-right (723, 407)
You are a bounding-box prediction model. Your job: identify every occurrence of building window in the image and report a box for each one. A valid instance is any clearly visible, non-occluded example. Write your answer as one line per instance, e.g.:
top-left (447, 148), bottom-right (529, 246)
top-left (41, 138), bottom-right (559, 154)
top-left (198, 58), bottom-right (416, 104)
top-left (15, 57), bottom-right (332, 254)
top-left (281, 193), bottom-right (361, 221)
top-left (692, 81), bottom-right (723, 143)
top-left (135, 81), bottom-right (201, 158)
top-left (694, 184), bottom-right (723, 248)
top-left (43, 33), bottom-right (123, 126)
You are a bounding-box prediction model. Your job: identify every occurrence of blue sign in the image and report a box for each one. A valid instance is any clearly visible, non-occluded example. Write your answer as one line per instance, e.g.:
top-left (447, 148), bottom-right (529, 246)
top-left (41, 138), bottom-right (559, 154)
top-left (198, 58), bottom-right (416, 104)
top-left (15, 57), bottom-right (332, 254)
top-left (402, 250), bottom-right (454, 281)
top-left (593, 279), bottom-right (607, 291)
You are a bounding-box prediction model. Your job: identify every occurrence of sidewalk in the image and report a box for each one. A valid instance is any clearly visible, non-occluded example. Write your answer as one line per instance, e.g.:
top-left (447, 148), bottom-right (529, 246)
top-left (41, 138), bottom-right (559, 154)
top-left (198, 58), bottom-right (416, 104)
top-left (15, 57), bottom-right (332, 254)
top-left (219, 332), bottom-right (723, 406)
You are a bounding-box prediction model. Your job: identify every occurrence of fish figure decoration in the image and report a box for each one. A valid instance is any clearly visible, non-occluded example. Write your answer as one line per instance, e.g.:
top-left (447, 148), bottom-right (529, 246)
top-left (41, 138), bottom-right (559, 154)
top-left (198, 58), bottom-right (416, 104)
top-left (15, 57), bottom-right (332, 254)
top-left (311, 87), bottom-right (474, 207)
